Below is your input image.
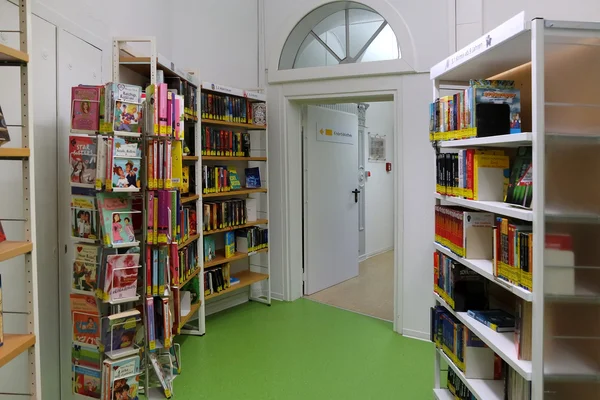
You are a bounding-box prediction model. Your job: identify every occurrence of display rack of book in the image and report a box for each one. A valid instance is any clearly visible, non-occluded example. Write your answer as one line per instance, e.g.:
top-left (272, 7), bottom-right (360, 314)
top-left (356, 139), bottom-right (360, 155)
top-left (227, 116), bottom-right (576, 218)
top-left (429, 13), bottom-right (600, 400)
top-left (199, 81), bottom-right (271, 315)
top-left (0, 1), bottom-right (42, 397)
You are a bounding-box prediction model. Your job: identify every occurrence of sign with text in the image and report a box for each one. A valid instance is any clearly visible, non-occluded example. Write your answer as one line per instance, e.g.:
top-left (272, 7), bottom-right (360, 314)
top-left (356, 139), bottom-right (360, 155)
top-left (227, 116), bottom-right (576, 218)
top-left (316, 123), bottom-right (354, 145)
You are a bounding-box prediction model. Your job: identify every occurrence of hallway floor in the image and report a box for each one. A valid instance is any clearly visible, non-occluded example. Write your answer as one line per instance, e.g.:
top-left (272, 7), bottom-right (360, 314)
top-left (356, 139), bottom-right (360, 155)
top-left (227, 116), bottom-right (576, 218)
top-left (173, 298), bottom-right (433, 399)
top-left (306, 251), bottom-right (394, 321)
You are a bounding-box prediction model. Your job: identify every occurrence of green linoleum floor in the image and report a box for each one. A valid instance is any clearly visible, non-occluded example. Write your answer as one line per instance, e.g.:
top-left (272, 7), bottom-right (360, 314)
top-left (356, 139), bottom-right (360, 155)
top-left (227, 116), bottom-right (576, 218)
top-left (173, 298), bottom-right (434, 400)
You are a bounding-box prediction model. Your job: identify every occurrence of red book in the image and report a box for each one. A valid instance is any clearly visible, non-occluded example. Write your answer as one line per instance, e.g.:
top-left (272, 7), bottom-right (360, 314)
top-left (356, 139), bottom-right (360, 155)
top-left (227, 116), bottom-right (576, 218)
top-left (170, 243), bottom-right (179, 286)
top-left (229, 130), bottom-right (233, 155)
top-left (71, 86), bottom-right (100, 131)
top-left (508, 224), bottom-right (515, 267)
top-left (146, 246), bottom-right (152, 295)
top-left (466, 149), bottom-right (474, 199)
top-left (545, 233), bottom-right (572, 250)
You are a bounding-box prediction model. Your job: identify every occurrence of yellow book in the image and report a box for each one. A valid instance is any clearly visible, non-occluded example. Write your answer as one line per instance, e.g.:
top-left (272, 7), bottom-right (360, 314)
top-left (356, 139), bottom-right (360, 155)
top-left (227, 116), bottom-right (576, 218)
top-left (171, 141), bottom-right (183, 189)
top-left (473, 154), bottom-right (509, 201)
top-left (153, 197), bottom-right (159, 244)
top-left (181, 166), bottom-right (190, 194)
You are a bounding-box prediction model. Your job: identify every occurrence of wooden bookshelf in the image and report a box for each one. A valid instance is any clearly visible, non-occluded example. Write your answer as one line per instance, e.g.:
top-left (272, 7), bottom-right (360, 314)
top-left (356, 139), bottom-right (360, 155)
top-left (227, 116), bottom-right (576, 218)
top-left (0, 241), bottom-right (33, 262)
top-left (181, 194), bottom-right (199, 204)
top-left (180, 302), bottom-right (201, 327)
top-left (204, 270), bottom-right (269, 301)
top-left (202, 156), bottom-right (267, 162)
top-left (179, 267), bottom-right (201, 289)
top-left (204, 248), bottom-right (268, 268)
top-left (0, 43), bottom-right (29, 64)
top-left (0, 334), bottom-right (36, 368)
top-left (203, 219), bottom-right (268, 237)
top-left (201, 118), bottom-right (266, 130)
top-left (177, 233), bottom-right (200, 251)
top-left (0, 147), bottom-right (30, 160)
top-left (203, 187), bottom-right (267, 199)
top-left (182, 156), bottom-right (199, 162)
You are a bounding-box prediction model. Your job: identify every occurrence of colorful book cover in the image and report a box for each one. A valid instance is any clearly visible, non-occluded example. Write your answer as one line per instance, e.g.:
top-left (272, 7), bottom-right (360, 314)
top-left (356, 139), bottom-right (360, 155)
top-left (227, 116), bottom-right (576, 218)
top-left (110, 211), bottom-right (136, 245)
top-left (113, 136), bottom-right (142, 158)
top-left (158, 191), bottom-right (169, 243)
top-left (114, 101), bottom-right (142, 133)
top-left (158, 246), bottom-right (167, 295)
top-left (112, 158), bottom-right (140, 190)
top-left (97, 192), bottom-right (132, 245)
top-left (71, 196), bottom-right (99, 240)
top-left (229, 167), bottom-right (241, 190)
top-left (505, 146), bottom-right (532, 208)
top-left (72, 343), bottom-right (101, 370)
top-left (103, 254), bottom-right (140, 301)
top-left (165, 140), bottom-right (173, 189)
top-left (71, 86), bottom-right (100, 131)
top-left (204, 237), bottom-right (216, 262)
top-left (245, 167), bottom-right (261, 188)
top-left (159, 83), bottom-right (168, 135)
top-left (70, 294), bottom-right (100, 346)
top-left (181, 166), bottom-right (190, 194)
top-left (100, 309), bottom-right (140, 353)
top-left (72, 259), bottom-right (97, 294)
top-left (146, 84), bottom-right (159, 135)
top-left (225, 231), bottom-right (236, 258)
top-left (167, 91), bottom-right (173, 136)
top-left (146, 297), bottom-right (156, 351)
top-left (104, 354), bottom-right (141, 399)
top-left (110, 82), bottom-right (142, 104)
top-left (69, 135), bottom-right (97, 187)
top-left (147, 192), bottom-right (155, 244)
top-left (171, 140), bottom-right (183, 188)
top-left (72, 365), bottom-right (101, 398)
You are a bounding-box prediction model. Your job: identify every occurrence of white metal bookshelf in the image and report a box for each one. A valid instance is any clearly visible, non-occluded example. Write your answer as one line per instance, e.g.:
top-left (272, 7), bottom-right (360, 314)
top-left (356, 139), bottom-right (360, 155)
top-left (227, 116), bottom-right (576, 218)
top-left (0, 0), bottom-right (41, 398)
top-left (431, 12), bottom-right (600, 400)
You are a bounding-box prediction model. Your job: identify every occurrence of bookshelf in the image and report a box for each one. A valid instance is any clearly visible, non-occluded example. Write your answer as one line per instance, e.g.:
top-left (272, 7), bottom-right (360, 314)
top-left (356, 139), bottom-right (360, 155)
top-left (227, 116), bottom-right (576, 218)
top-left (0, 0), bottom-right (42, 397)
top-left (430, 12), bottom-right (600, 400)
top-left (199, 80), bottom-right (271, 314)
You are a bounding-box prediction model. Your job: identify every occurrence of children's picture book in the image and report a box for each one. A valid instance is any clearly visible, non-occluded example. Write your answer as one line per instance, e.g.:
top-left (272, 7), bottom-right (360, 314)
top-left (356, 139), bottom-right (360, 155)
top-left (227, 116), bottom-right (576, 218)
top-left (110, 212), bottom-right (136, 245)
top-left (100, 309), bottom-right (140, 354)
top-left (103, 254), bottom-right (140, 301)
top-left (111, 82), bottom-right (143, 104)
top-left (72, 260), bottom-right (97, 294)
top-left (72, 343), bottom-right (102, 370)
top-left (225, 231), bottom-right (235, 258)
top-left (203, 237), bottom-right (216, 262)
top-left (71, 196), bottom-right (99, 240)
top-left (69, 135), bottom-right (97, 187)
top-left (70, 293), bottom-right (100, 346)
top-left (114, 101), bottom-right (142, 133)
top-left (0, 105), bottom-right (10, 146)
top-left (229, 167), bottom-right (242, 190)
top-left (113, 136), bottom-right (142, 158)
top-left (103, 355), bottom-right (141, 400)
top-left (96, 193), bottom-right (132, 246)
top-left (72, 86), bottom-right (100, 131)
top-left (112, 158), bottom-right (141, 190)
top-left (72, 365), bottom-right (101, 398)
top-left (245, 167), bottom-right (261, 188)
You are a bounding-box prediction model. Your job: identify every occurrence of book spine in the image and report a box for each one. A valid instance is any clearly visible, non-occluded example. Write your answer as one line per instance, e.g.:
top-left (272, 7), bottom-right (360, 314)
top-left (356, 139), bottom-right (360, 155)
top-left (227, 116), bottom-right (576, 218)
top-left (153, 197), bottom-right (159, 244)
top-left (148, 191), bottom-right (155, 244)
top-left (159, 83), bottom-right (168, 135)
top-left (152, 248), bottom-right (159, 295)
top-left (146, 245), bottom-right (152, 295)
top-left (148, 141), bottom-right (154, 190)
top-left (165, 140), bottom-right (172, 189)
top-left (171, 243), bottom-right (179, 286)
top-left (167, 91), bottom-right (173, 136)
top-left (146, 297), bottom-right (156, 350)
top-left (158, 190), bottom-right (169, 243)
top-left (158, 247), bottom-right (166, 295)
top-left (105, 137), bottom-right (113, 191)
top-left (171, 191), bottom-right (177, 242)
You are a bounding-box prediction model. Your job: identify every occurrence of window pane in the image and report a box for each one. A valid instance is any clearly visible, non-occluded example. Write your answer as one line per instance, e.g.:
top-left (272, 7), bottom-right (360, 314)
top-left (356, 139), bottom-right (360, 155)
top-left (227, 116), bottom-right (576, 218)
top-left (313, 10), bottom-right (346, 59)
top-left (357, 24), bottom-right (399, 62)
top-left (348, 9), bottom-right (384, 58)
top-left (294, 33), bottom-right (340, 69)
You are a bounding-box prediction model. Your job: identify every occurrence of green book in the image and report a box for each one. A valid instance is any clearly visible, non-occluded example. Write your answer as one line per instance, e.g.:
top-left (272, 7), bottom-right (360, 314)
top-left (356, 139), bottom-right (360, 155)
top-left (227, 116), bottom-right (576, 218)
top-left (229, 166), bottom-right (242, 190)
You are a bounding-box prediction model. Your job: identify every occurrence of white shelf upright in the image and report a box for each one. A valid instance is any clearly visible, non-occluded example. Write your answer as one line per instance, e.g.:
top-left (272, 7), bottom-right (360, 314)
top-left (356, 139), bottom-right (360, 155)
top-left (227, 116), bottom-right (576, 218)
top-left (0, 0), bottom-right (41, 398)
top-left (430, 12), bottom-right (600, 400)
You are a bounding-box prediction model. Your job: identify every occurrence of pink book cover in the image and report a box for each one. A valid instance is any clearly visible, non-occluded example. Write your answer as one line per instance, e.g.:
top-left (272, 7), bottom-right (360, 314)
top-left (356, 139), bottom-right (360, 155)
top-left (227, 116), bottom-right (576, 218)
top-left (158, 141), bottom-right (164, 189)
top-left (103, 254), bottom-right (140, 301)
top-left (165, 141), bottom-right (172, 189)
top-left (147, 191), bottom-right (155, 244)
top-left (159, 83), bottom-right (168, 135)
top-left (174, 97), bottom-right (181, 140)
top-left (71, 86), bottom-right (100, 131)
top-left (157, 190), bottom-right (169, 244)
top-left (146, 246), bottom-right (152, 296)
top-left (153, 139), bottom-right (158, 188)
top-left (167, 91), bottom-right (173, 136)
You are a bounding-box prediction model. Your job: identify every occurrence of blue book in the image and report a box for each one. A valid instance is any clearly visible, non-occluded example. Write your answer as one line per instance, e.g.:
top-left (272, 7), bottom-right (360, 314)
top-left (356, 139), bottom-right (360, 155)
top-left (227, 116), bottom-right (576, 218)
top-left (467, 309), bottom-right (515, 332)
top-left (230, 276), bottom-right (240, 286)
top-left (244, 167), bottom-right (261, 189)
top-left (152, 248), bottom-right (159, 295)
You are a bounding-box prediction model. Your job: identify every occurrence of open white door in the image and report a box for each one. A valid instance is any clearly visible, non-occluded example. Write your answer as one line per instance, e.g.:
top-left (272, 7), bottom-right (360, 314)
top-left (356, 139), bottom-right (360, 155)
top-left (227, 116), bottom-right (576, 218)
top-left (304, 105), bottom-right (359, 295)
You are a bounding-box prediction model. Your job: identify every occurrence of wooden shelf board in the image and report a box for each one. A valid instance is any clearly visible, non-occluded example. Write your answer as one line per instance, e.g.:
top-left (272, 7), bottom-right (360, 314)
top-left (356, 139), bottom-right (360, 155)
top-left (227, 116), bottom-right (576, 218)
top-left (204, 248), bottom-right (268, 269)
top-left (202, 156), bottom-right (267, 162)
top-left (203, 219), bottom-right (268, 236)
top-left (0, 148), bottom-right (30, 160)
top-left (435, 193), bottom-right (533, 221)
top-left (0, 334), bottom-right (36, 368)
top-left (177, 233), bottom-right (200, 250)
top-left (179, 267), bottom-right (201, 288)
top-left (0, 43), bottom-right (29, 64)
top-left (181, 194), bottom-right (199, 204)
top-left (0, 241), bottom-right (33, 262)
top-left (201, 118), bottom-right (266, 130)
top-left (182, 156), bottom-right (199, 162)
top-left (119, 56), bottom-right (196, 85)
top-left (438, 133), bottom-right (533, 149)
top-left (203, 187), bottom-right (267, 199)
top-left (205, 270), bottom-right (269, 301)
top-left (434, 243), bottom-right (533, 301)
top-left (180, 302), bottom-right (201, 327)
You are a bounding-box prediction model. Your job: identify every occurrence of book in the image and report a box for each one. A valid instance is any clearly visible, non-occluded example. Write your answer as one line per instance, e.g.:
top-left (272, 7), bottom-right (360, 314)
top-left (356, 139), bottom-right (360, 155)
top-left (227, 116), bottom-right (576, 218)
top-left (0, 105), bottom-right (10, 146)
top-left (171, 140), bottom-right (183, 188)
top-left (515, 298), bottom-right (532, 361)
top-left (100, 309), bottom-right (140, 354)
top-left (112, 158), bottom-right (141, 190)
top-left (71, 86), bottom-right (100, 131)
top-left (113, 101), bottom-right (142, 133)
top-left (225, 231), bottom-right (236, 258)
top-left (230, 276), bottom-right (240, 286)
top-left (70, 293), bottom-right (100, 346)
top-left (96, 192), bottom-right (133, 246)
top-left (103, 355), bottom-right (141, 400)
top-left (229, 167), bottom-right (242, 190)
top-left (203, 236), bottom-right (216, 262)
top-left (181, 166), bottom-right (190, 194)
top-left (245, 167), bottom-right (261, 188)
top-left (146, 297), bottom-right (156, 351)
top-left (72, 343), bottom-right (101, 370)
top-left (252, 102), bottom-right (267, 126)
top-left (434, 250), bottom-right (487, 311)
top-left (505, 146), bottom-right (533, 208)
top-left (245, 198), bottom-right (257, 222)
top-left (70, 195), bottom-right (100, 241)
top-left (149, 353), bottom-right (173, 398)
top-left (69, 135), bottom-right (97, 187)
top-left (467, 309), bottom-right (515, 332)
top-left (72, 257), bottom-right (98, 294)
top-left (72, 365), bottom-right (101, 398)
top-left (103, 254), bottom-right (140, 302)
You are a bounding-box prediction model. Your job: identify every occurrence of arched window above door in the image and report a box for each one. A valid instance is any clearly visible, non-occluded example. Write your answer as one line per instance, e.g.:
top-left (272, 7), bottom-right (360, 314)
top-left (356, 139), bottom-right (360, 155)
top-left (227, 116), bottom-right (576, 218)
top-left (279, 2), bottom-right (400, 70)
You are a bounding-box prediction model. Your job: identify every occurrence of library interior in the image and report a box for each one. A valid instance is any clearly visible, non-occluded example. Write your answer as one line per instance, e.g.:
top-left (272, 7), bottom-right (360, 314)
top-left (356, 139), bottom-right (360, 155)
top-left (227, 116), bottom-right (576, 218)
top-left (0, 0), bottom-right (599, 399)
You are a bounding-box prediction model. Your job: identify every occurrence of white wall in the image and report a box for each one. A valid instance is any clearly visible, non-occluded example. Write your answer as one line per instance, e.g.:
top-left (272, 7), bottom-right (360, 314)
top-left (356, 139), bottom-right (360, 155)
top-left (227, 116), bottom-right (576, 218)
top-left (364, 101), bottom-right (394, 257)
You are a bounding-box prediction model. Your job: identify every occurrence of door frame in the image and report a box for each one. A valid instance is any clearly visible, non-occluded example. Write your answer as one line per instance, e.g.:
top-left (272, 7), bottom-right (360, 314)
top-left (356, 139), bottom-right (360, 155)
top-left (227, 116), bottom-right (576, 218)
top-left (271, 74), bottom-right (404, 332)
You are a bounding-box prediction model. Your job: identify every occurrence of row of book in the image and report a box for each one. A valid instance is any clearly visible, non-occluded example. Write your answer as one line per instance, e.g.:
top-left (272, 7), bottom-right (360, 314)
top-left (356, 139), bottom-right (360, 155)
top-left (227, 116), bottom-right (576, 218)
top-left (177, 244), bottom-right (199, 286)
top-left (145, 83), bottom-right (186, 137)
top-left (145, 295), bottom-right (173, 352)
top-left (494, 218), bottom-right (533, 291)
top-left (202, 165), bottom-right (261, 193)
top-left (147, 139), bottom-right (184, 191)
top-left (204, 264), bottom-right (234, 297)
top-left (433, 250), bottom-right (487, 311)
top-left (201, 127), bottom-right (251, 157)
top-left (165, 76), bottom-right (198, 120)
top-left (201, 91), bottom-right (266, 125)
top-left (147, 191), bottom-right (197, 246)
top-left (428, 79), bottom-right (521, 140)
top-left (237, 227), bottom-right (269, 254)
top-left (146, 245), bottom-right (178, 296)
top-left (434, 206), bottom-right (494, 259)
top-left (203, 198), bottom-right (256, 232)
top-left (446, 368), bottom-right (475, 400)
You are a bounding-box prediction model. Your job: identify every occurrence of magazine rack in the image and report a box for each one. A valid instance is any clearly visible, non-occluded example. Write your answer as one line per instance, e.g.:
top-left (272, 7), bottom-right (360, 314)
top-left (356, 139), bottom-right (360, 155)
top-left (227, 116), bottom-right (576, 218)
top-left (104, 264), bottom-right (142, 304)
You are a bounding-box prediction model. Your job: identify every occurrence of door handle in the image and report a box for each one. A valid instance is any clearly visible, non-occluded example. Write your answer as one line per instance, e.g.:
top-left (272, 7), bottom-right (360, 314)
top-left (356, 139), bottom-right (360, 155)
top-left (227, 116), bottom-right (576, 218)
top-left (352, 188), bottom-right (361, 203)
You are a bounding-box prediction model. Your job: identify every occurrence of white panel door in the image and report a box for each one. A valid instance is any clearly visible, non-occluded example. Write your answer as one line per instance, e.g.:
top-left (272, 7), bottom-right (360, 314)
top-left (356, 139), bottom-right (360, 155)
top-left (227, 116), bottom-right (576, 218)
top-left (304, 105), bottom-right (359, 295)
top-left (57, 30), bottom-right (102, 400)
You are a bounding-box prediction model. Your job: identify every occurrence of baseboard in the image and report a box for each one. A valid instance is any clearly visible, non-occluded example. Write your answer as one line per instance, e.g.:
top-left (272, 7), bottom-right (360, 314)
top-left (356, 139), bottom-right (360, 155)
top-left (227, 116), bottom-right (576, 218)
top-left (358, 254), bottom-right (367, 262)
top-left (363, 246), bottom-right (394, 261)
top-left (402, 328), bottom-right (431, 342)
top-left (271, 292), bottom-right (284, 301)
top-left (205, 291), bottom-right (249, 316)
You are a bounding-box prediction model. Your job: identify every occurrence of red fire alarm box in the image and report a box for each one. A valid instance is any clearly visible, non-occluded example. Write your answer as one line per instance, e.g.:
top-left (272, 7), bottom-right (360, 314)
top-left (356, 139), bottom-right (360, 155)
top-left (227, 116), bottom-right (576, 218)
top-left (386, 162), bottom-right (392, 172)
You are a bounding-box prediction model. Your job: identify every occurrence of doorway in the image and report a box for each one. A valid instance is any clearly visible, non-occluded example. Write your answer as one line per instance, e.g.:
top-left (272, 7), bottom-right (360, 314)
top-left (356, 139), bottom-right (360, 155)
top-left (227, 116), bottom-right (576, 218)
top-left (301, 99), bottom-right (396, 321)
